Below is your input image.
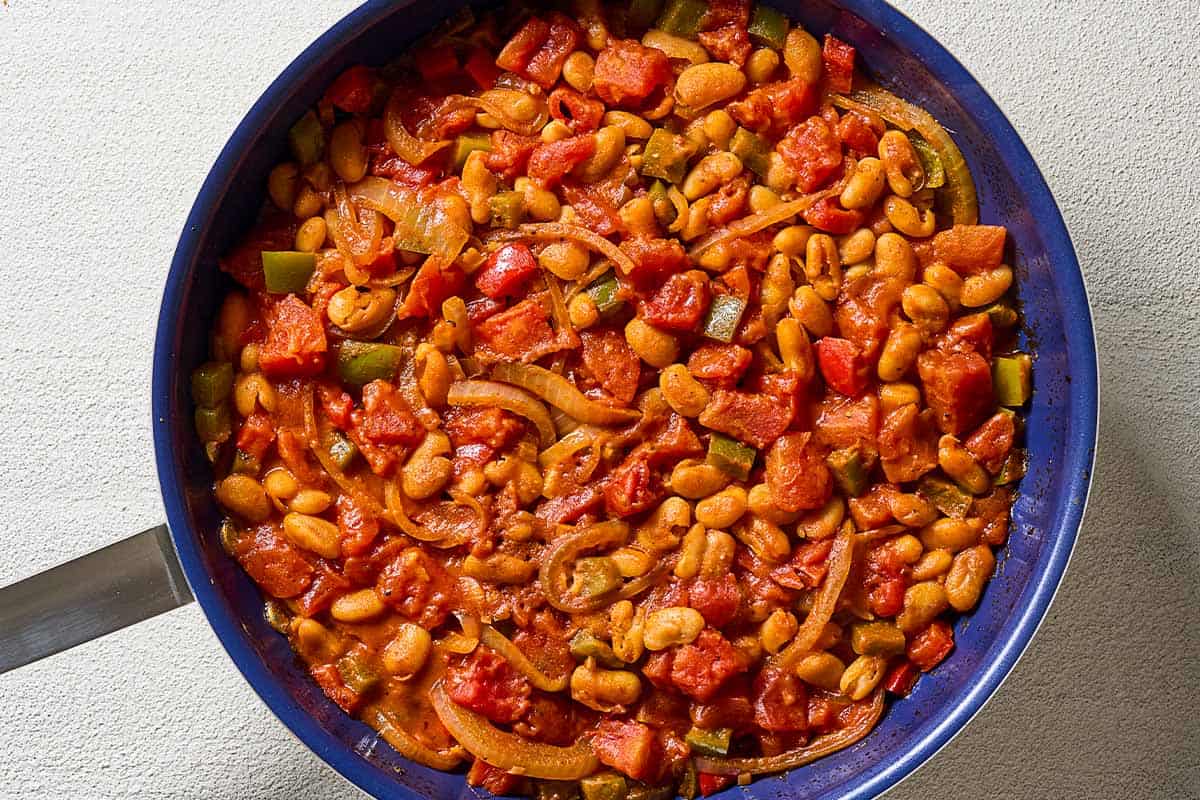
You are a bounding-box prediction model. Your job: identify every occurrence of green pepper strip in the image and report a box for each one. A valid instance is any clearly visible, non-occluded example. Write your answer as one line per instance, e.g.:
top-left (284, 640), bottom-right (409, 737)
top-left (826, 448), bottom-right (868, 497)
top-left (194, 405), bottom-right (231, 443)
top-left (908, 133), bottom-right (945, 189)
top-left (336, 651), bottom-right (381, 694)
top-left (917, 475), bottom-right (973, 518)
top-left (656, 0), bottom-right (707, 37)
top-left (640, 128), bottom-right (692, 184)
top-left (748, 4), bottom-right (789, 49)
top-left (569, 630), bottom-right (624, 669)
top-left (451, 132), bottom-right (492, 173)
top-left (993, 355), bottom-right (1032, 406)
top-left (584, 275), bottom-right (624, 315)
top-left (191, 361), bottom-right (233, 407)
top-left (338, 341), bottom-right (404, 386)
top-left (489, 190), bottom-right (526, 229)
top-left (288, 110), bottom-right (325, 166)
top-left (328, 431), bottom-right (358, 471)
top-left (702, 294), bottom-right (747, 342)
top-left (730, 127), bottom-right (771, 178)
top-left (685, 726), bottom-right (733, 757)
top-left (581, 772), bottom-right (629, 800)
top-left (262, 250), bottom-right (317, 294)
top-left (995, 448), bottom-right (1027, 485)
top-left (707, 433), bottom-right (756, 481)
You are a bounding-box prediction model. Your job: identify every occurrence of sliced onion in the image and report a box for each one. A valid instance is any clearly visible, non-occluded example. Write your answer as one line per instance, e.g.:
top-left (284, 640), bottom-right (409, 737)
top-left (694, 689), bottom-right (884, 776)
top-left (539, 521), bottom-right (630, 613)
top-left (770, 529), bottom-right (855, 672)
top-left (446, 379), bottom-right (557, 447)
top-left (438, 611), bottom-right (482, 655)
top-left (384, 87), bottom-right (452, 165)
top-left (332, 182), bottom-right (383, 269)
top-left (688, 185), bottom-right (842, 258)
top-left (831, 85), bottom-right (978, 225)
top-left (369, 707), bottom-right (466, 771)
top-left (480, 626), bottom-right (570, 692)
top-left (538, 426), bottom-right (598, 468)
top-left (348, 176), bottom-right (469, 262)
top-left (492, 363), bottom-right (640, 427)
top-left (430, 682), bottom-right (599, 779)
top-left (489, 223), bottom-right (637, 276)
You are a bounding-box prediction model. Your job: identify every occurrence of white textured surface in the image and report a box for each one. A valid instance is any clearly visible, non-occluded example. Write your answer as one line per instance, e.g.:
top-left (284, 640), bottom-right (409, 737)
top-left (0, 1), bottom-right (1197, 798)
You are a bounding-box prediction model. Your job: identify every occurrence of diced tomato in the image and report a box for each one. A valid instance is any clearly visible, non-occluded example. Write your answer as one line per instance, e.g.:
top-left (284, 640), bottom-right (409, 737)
top-left (527, 134), bottom-right (597, 188)
top-left (806, 693), bottom-right (840, 733)
top-left (352, 380), bottom-right (422, 447)
top-left (561, 180), bottom-right (624, 237)
top-left (729, 78), bottom-right (819, 136)
top-left (670, 629), bottom-right (748, 702)
top-left (620, 236), bottom-right (689, 287)
top-left (325, 65), bottom-right (375, 114)
top-left (835, 274), bottom-right (905, 359)
top-left (972, 486), bottom-right (1013, 546)
top-left (964, 411), bottom-right (1016, 474)
top-left (233, 524), bottom-right (314, 598)
top-left (515, 691), bottom-right (580, 745)
top-left (702, 0), bottom-right (751, 28)
top-left (939, 312), bottom-right (994, 360)
top-left (294, 561), bottom-right (351, 616)
top-left (766, 432), bottom-right (833, 513)
top-left (496, 13), bottom-right (580, 89)
top-left (473, 298), bottom-right (558, 361)
top-left (593, 39), bottom-right (672, 109)
top-left (476, 243), bottom-right (538, 300)
top-left (699, 774), bottom-right (734, 797)
top-left (868, 576), bottom-right (906, 617)
top-left (581, 328), bottom-right (641, 404)
top-left (318, 382), bottom-right (354, 430)
top-left (312, 664), bottom-right (361, 713)
top-left (640, 270), bottom-right (713, 333)
top-left (849, 484), bottom-right (896, 529)
top-left (399, 257), bottom-right (466, 319)
top-left (466, 295), bottom-right (506, 323)
top-left (337, 494), bottom-right (381, 558)
top-left (884, 660), bottom-right (920, 696)
top-left (821, 35), bottom-right (856, 93)
top-left (446, 647), bottom-right (532, 723)
top-left (813, 394), bottom-right (879, 453)
top-left (877, 403), bottom-right (939, 483)
top-left (687, 575), bottom-right (741, 627)
top-left (467, 759), bottom-right (523, 795)
top-left (698, 389), bottom-right (793, 449)
top-left (442, 405), bottom-right (525, 451)
top-left (699, 23), bottom-right (752, 66)
top-left (370, 153), bottom-right (441, 185)
top-left (548, 87), bottom-right (605, 134)
top-left (777, 116), bottom-right (844, 192)
top-left (932, 225), bottom-right (1007, 275)
top-left (464, 46), bottom-right (503, 90)
top-left (706, 176), bottom-right (750, 226)
top-left (535, 484), bottom-right (605, 525)
top-left (426, 96), bottom-right (478, 139)
top-left (258, 295), bottom-right (328, 378)
top-left (219, 217), bottom-right (297, 291)
top-left (908, 620), bottom-right (955, 672)
top-left (236, 411), bottom-right (275, 462)
top-left (276, 427), bottom-right (322, 485)
top-left (804, 196), bottom-right (862, 234)
top-left (413, 42), bottom-right (459, 81)
top-left (377, 547), bottom-right (454, 628)
top-left (604, 450), bottom-right (664, 518)
top-left (815, 336), bottom-right (871, 396)
top-left (917, 348), bottom-right (994, 435)
top-left (687, 342), bottom-right (753, 384)
top-left (485, 130), bottom-right (540, 181)
top-left (753, 668), bottom-right (809, 732)
top-left (593, 719), bottom-right (662, 783)
top-left (836, 110), bottom-right (881, 156)
top-left (648, 413), bottom-right (704, 466)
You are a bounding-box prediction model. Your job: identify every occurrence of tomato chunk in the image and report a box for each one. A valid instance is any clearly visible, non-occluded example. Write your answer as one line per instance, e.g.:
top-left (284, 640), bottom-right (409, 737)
top-left (640, 270), bottom-right (713, 333)
top-left (908, 620), bottom-right (955, 672)
top-left (687, 575), bottom-right (741, 627)
top-left (766, 432), bottom-right (833, 512)
top-left (837, 110), bottom-right (881, 156)
top-left (236, 411), bottom-right (275, 462)
top-left (475, 243), bottom-right (538, 300)
top-left (620, 236), bottom-right (689, 287)
top-left (473, 298), bottom-right (558, 361)
top-left (964, 411), bottom-right (1016, 474)
top-left (670, 629), bottom-right (748, 702)
top-left (815, 336), bottom-right (871, 396)
top-left (548, 86), bottom-right (605, 133)
top-left (399, 257), bottom-right (466, 319)
top-left (312, 664), bottom-right (361, 713)
top-left (593, 39), bottom-right (672, 109)
top-left (814, 394), bottom-right (879, 454)
top-left (233, 524), bottom-right (314, 598)
top-left (753, 668), bottom-right (809, 732)
top-left (527, 134), bottom-right (597, 188)
top-left (604, 450), bottom-right (664, 518)
top-left (804, 196), bottom-right (862, 234)
top-left (377, 547), bottom-right (454, 628)
top-left (878, 403), bottom-right (939, 483)
top-left (699, 23), bottom-right (752, 66)
top-left (917, 348), bottom-right (994, 435)
top-left (464, 46), bottom-right (502, 90)
top-left (445, 647), bottom-right (532, 723)
top-left (821, 35), bottom-right (856, 93)
top-left (352, 380), bottom-right (423, 447)
top-left (581, 327), bottom-right (641, 404)
top-left (325, 65), bottom-right (375, 114)
top-left (699, 389), bottom-right (793, 449)
top-left (729, 78), bottom-right (819, 137)
top-left (932, 225), bottom-right (1007, 275)
top-left (687, 342), bottom-right (753, 384)
top-left (593, 719), bottom-right (662, 782)
top-left (485, 130), bottom-right (540, 181)
top-left (258, 295), bottom-right (328, 378)
top-left (777, 116), bottom-right (844, 192)
top-left (496, 13), bottom-right (581, 89)
top-left (337, 493), bottom-right (381, 558)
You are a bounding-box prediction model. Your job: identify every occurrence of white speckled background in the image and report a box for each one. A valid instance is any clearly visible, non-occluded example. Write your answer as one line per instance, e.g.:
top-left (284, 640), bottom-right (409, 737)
top-left (0, 1), bottom-right (1197, 797)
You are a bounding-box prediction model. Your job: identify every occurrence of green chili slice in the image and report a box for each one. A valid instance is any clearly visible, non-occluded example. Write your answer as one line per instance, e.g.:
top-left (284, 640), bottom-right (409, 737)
top-left (685, 726), bottom-right (733, 757)
top-left (917, 475), bottom-right (973, 518)
top-left (908, 133), bottom-right (945, 189)
top-left (995, 448), bottom-right (1027, 485)
top-left (336, 651), bottom-right (381, 695)
top-left (826, 447), bottom-right (868, 497)
top-left (262, 251), bottom-right (317, 294)
top-left (730, 127), bottom-right (771, 178)
top-left (584, 275), bottom-right (624, 315)
top-left (747, 4), bottom-right (789, 49)
top-left (194, 404), bottom-right (231, 443)
top-left (451, 131), bottom-right (492, 173)
top-left (655, 0), bottom-right (706, 37)
top-left (640, 128), bottom-right (693, 184)
top-left (993, 354), bottom-right (1032, 406)
top-left (328, 430), bottom-right (358, 470)
top-left (338, 341), bottom-right (404, 386)
top-left (489, 190), bottom-right (527, 229)
top-left (701, 294), bottom-right (747, 342)
top-left (288, 110), bottom-right (325, 166)
top-left (850, 621), bottom-right (907, 656)
top-left (569, 630), bottom-right (624, 669)
top-left (191, 361), bottom-right (233, 408)
top-left (707, 433), bottom-right (756, 480)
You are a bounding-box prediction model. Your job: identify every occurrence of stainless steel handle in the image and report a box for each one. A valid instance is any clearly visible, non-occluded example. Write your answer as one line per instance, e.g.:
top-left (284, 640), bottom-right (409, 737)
top-left (0, 524), bottom-right (194, 674)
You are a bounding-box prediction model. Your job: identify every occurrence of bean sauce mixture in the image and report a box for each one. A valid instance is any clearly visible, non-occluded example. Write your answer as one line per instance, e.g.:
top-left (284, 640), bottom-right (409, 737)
top-left (192, 1), bottom-right (1031, 796)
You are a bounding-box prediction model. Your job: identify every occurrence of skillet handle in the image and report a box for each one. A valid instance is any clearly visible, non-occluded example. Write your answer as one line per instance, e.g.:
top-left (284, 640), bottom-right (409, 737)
top-left (0, 524), bottom-right (193, 675)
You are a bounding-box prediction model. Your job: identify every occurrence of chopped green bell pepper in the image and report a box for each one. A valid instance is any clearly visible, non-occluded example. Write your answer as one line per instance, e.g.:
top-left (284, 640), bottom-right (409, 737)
top-left (582, 772), bottom-right (629, 800)
top-left (730, 127), bottom-right (771, 178)
top-left (748, 4), bottom-right (789, 49)
top-left (452, 132), bottom-right (492, 173)
top-left (489, 190), bottom-right (526, 228)
top-left (707, 433), bottom-right (756, 480)
top-left (655, 0), bottom-right (706, 37)
top-left (826, 448), bottom-right (868, 497)
top-left (191, 361), bottom-right (234, 408)
top-left (569, 630), bottom-right (624, 669)
top-left (263, 599), bottom-right (291, 634)
top-left (685, 726), bottom-right (733, 756)
top-left (336, 651), bottom-right (381, 695)
top-left (677, 762), bottom-right (699, 800)
top-left (231, 448), bottom-right (260, 476)
top-left (584, 275), bottom-right (624, 315)
top-left (288, 110), bottom-right (325, 166)
top-left (628, 0), bottom-right (666, 30)
top-left (328, 430), bottom-right (358, 470)
top-left (917, 474), bottom-right (973, 518)
top-left (995, 448), bottom-right (1027, 485)
top-left (908, 134), bottom-right (944, 189)
top-left (640, 128), bottom-right (693, 185)
top-left (194, 404), bottom-right (231, 444)
top-left (262, 250), bottom-right (316, 294)
top-left (571, 556), bottom-right (622, 598)
top-left (850, 621), bottom-right (907, 656)
top-left (537, 781), bottom-right (581, 800)
top-left (993, 354), bottom-right (1032, 407)
top-left (984, 302), bottom-right (1019, 329)
top-left (702, 294), bottom-right (747, 342)
top-left (337, 341), bottom-right (404, 386)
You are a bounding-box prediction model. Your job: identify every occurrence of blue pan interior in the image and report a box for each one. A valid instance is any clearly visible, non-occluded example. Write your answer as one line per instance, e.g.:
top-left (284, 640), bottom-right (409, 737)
top-left (152, 2), bottom-right (1098, 798)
